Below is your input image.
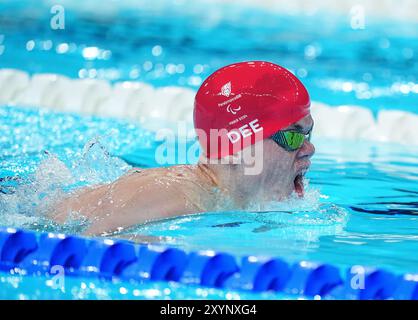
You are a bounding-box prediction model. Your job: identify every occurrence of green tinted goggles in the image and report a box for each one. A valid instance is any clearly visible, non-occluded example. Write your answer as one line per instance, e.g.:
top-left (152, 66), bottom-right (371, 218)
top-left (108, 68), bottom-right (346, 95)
top-left (271, 130), bottom-right (311, 152)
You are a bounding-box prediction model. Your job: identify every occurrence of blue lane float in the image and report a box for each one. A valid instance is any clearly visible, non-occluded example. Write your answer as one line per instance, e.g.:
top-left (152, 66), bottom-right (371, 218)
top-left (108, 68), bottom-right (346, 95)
top-left (121, 245), bottom-right (188, 282)
top-left (0, 227), bottom-right (417, 300)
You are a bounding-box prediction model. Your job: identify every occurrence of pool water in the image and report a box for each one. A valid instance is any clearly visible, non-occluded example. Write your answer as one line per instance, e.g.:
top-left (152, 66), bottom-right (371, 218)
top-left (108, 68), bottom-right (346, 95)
top-left (1, 105), bottom-right (418, 291)
top-left (1, 0), bottom-right (418, 114)
top-left (0, 268), bottom-right (290, 300)
top-left (1, 0), bottom-right (418, 299)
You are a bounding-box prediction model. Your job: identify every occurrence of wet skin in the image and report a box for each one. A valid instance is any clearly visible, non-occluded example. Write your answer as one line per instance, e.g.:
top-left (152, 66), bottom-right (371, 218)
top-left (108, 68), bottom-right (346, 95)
top-left (51, 115), bottom-right (315, 236)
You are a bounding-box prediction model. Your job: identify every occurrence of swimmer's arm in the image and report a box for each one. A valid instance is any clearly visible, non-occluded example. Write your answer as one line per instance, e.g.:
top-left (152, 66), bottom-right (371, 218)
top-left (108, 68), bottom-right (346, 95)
top-left (50, 174), bottom-right (195, 236)
top-left (50, 184), bottom-right (109, 223)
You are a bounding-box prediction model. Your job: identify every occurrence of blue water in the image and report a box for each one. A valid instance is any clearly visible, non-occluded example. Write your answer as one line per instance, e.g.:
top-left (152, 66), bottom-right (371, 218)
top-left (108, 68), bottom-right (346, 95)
top-left (0, 269), bottom-right (291, 300)
top-left (1, 0), bottom-right (418, 299)
top-left (1, 0), bottom-right (418, 114)
top-left (1, 105), bottom-right (418, 300)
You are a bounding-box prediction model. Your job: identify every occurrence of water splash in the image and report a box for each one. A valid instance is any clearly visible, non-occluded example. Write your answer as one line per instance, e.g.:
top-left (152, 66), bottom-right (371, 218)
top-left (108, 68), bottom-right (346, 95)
top-left (71, 137), bottom-right (131, 187)
top-left (246, 178), bottom-right (348, 227)
top-left (0, 138), bottom-right (131, 232)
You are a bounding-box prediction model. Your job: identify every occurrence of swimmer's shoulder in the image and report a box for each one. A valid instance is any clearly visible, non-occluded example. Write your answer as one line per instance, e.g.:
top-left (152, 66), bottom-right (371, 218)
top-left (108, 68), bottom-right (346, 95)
top-left (128, 167), bottom-right (142, 174)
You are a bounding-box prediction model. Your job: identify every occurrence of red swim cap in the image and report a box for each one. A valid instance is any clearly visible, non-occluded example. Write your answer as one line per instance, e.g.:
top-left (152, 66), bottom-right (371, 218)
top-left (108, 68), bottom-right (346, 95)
top-left (194, 61), bottom-right (310, 159)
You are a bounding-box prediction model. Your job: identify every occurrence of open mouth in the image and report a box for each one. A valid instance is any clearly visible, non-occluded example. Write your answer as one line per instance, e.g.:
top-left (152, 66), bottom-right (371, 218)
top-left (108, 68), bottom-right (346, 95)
top-left (294, 173), bottom-right (305, 197)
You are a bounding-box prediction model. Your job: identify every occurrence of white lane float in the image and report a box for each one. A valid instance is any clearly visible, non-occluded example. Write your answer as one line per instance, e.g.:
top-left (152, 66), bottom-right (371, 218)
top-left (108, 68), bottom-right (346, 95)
top-left (0, 69), bottom-right (30, 105)
top-left (1, 68), bottom-right (417, 146)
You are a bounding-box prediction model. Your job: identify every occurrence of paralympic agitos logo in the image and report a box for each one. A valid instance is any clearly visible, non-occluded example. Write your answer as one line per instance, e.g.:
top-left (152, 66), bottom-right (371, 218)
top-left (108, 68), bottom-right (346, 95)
top-left (220, 81), bottom-right (232, 97)
top-left (218, 82), bottom-right (241, 114)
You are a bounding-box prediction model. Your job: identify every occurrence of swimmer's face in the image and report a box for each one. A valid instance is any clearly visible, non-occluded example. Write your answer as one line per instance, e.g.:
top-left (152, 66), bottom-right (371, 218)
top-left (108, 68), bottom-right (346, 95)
top-left (253, 114), bottom-right (315, 201)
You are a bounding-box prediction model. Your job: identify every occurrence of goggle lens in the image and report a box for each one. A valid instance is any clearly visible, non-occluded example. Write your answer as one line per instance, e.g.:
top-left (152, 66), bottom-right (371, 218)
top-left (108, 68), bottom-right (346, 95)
top-left (271, 130), bottom-right (311, 151)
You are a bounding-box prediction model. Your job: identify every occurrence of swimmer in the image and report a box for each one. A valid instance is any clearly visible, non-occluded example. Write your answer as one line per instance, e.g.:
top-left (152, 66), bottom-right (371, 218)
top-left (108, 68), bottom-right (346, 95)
top-left (50, 61), bottom-right (315, 236)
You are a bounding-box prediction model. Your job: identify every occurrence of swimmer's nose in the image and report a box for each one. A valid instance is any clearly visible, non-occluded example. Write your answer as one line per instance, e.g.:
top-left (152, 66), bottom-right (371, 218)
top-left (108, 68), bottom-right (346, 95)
top-left (297, 140), bottom-right (315, 159)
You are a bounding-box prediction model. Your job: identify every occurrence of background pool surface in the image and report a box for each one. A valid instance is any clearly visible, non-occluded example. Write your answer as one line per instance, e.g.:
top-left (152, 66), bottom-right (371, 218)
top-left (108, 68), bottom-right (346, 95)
top-left (1, 0), bottom-right (417, 114)
top-left (1, 0), bottom-right (418, 299)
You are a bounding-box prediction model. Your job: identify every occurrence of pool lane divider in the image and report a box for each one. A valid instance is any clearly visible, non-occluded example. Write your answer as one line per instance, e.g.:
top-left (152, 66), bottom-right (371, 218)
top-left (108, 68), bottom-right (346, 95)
top-left (0, 227), bottom-right (417, 300)
top-left (1, 68), bottom-right (418, 146)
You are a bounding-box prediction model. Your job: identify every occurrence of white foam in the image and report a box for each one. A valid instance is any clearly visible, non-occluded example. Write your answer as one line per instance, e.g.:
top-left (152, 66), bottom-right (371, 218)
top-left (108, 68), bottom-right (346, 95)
top-left (2, 68), bottom-right (418, 146)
